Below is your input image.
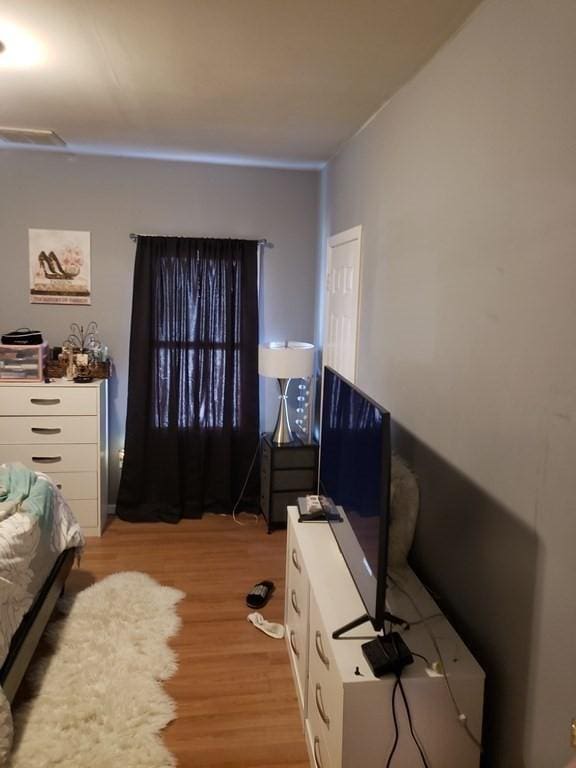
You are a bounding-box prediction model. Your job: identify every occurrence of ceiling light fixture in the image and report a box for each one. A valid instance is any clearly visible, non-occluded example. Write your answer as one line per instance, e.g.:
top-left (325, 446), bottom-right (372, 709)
top-left (0, 20), bottom-right (44, 68)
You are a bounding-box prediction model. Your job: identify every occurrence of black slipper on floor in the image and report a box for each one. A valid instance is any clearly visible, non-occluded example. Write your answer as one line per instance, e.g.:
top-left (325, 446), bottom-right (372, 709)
top-left (246, 580), bottom-right (275, 609)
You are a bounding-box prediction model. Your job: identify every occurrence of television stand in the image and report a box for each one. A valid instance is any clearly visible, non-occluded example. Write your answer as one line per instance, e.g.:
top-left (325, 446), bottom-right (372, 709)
top-left (284, 505), bottom-right (484, 768)
top-left (332, 610), bottom-right (408, 639)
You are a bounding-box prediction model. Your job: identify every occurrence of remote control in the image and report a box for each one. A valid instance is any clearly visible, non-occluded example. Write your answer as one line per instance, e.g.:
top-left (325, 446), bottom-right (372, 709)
top-left (297, 495), bottom-right (327, 522)
top-left (305, 494), bottom-right (323, 513)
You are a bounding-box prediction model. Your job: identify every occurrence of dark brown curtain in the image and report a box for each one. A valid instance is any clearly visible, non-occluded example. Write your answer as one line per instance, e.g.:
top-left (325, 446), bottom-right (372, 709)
top-left (117, 236), bottom-right (259, 522)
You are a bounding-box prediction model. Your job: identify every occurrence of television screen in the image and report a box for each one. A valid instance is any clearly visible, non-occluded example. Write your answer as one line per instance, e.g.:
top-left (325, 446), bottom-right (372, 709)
top-left (319, 366), bottom-right (391, 632)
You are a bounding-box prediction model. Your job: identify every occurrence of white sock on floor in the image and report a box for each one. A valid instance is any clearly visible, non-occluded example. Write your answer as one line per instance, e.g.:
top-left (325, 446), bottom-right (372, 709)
top-left (247, 612), bottom-right (285, 639)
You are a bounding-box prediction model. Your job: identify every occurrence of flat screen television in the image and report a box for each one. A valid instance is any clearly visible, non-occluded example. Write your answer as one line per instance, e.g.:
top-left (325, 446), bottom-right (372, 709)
top-left (319, 366), bottom-right (391, 636)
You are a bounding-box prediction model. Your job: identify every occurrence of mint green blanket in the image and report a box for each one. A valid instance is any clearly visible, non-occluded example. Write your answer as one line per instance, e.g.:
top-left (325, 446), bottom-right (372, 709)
top-left (0, 462), bottom-right (54, 527)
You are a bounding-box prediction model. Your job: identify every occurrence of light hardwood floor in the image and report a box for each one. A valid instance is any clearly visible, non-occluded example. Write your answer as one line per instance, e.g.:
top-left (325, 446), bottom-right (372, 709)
top-left (62, 514), bottom-right (309, 767)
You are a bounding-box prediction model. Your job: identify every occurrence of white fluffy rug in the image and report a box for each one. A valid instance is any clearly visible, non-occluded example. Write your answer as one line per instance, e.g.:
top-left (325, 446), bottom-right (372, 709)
top-left (8, 572), bottom-right (185, 768)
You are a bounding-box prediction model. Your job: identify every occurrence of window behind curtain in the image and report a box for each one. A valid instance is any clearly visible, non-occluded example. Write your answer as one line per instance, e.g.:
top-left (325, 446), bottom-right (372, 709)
top-left (152, 248), bottom-right (245, 429)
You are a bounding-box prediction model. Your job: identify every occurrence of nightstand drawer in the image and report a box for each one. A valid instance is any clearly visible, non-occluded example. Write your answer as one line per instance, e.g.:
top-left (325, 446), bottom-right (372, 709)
top-left (270, 492), bottom-right (301, 524)
top-left (261, 435), bottom-right (318, 532)
top-left (273, 468), bottom-right (315, 491)
top-left (273, 447), bottom-right (317, 470)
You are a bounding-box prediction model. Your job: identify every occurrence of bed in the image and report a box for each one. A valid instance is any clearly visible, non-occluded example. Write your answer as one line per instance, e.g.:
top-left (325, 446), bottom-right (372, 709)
top-left (0, 463), bottom-right (84, 760)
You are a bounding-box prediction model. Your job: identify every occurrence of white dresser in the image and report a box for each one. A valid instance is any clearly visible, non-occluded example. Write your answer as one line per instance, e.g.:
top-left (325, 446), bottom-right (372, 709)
top-left (285, 506), bottom-right (484, 768)
top-left (0, 380), bottom-right (108, 537)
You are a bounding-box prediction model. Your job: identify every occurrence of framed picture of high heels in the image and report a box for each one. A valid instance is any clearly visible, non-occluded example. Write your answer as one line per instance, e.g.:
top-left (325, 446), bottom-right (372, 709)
top-left (29, 229), bottom-right (91, 305)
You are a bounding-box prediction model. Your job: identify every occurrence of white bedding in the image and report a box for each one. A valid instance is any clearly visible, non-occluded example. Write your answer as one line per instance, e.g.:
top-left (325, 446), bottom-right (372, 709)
top-left (0, 466), bottom-right (84, 761)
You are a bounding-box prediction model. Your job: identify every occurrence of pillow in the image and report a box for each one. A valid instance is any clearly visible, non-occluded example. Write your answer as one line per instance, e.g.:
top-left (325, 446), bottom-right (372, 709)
top-left (388, 454), bottom-right (419, 567)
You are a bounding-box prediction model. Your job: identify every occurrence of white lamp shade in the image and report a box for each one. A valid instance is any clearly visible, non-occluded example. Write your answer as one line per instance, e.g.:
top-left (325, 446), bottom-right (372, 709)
top-left (258, 341), bottom-right (314, 379)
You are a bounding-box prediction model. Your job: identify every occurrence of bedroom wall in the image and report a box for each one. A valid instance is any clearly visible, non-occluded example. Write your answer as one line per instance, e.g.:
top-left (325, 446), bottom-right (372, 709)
top-left (323, 0), bottom-right (576, 766)
top-left (0, 150), bottom-right (319, 502)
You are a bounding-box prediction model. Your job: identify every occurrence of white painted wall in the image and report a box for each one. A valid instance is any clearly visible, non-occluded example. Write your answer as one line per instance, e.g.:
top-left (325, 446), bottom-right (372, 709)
top-left (323, 0), bottom-right (576, 765)
top-left (0, 150), bottom-right (319, 500)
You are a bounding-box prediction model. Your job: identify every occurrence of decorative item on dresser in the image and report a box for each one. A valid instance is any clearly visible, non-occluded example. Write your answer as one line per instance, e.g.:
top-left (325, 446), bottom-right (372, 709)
top-left (44, 357), bottom-right (110, 380)
top-left (0, 380), bottom-right (108, 536)
top-left (44, 321), bottom-right (111, 381)
top-left (260, 433), bottom-right (318, 533)
top-left (284, 506), bottom-right (485, 768)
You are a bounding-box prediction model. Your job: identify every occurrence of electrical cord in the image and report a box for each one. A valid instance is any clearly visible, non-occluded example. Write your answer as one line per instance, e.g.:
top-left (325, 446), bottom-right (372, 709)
top-left (396, 675), bottom-right (431, 767)
top-left (387, 571), bottom-right (483, 752)
top-left (385, 679), bottom-right (400, 768)
top-left (385, 672), bottom-right (430, 768)
top-left (408, 612), bottom-right (443, 626)
top-left (231, 438), bottom-right (261, 526)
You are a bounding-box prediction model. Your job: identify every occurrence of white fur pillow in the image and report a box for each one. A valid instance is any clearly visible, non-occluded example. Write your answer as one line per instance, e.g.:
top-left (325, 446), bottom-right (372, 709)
top-left (388, 454), bottom-right (419, 567)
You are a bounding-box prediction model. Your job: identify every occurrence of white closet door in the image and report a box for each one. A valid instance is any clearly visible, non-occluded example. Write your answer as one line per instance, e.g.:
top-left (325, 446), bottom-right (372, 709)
top-left (323, 226), bottom-right (362, 383)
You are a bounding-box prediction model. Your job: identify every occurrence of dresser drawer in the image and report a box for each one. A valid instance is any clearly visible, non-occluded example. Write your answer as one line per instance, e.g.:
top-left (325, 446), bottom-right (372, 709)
top-left (286, 578), bottom-right (309, 701)
top-left (308, 593), bottom-right (344, 765)
top-left (68, 499), bottom-right (99, 529)
top-left (0, 416), bottom-right (98, 445)
top-left (306, 688), bottom-right (341, 768)
top-left (287, 533), bottom-right (309, 604)
top-left (0, 380), bottom-right (108, 536)
top-left (286, 620), bottom-right (309, 713)
top-left (0, 443), bottom-right (97, 472)
top-left (0, 386), bottom-right (97, 416)
top-left (285, 521), bottom-right (311, 712)
top-left (286, 579), bottom-right (308, 629)
top-left (48, 471), bottom-right (98, 500)
top-left (306, 716), bottom-right (334, 768)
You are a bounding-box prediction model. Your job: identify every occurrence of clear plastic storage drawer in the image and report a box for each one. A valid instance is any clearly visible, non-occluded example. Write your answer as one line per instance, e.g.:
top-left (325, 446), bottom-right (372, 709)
top-left (0, 344), bottom-right (47, 382)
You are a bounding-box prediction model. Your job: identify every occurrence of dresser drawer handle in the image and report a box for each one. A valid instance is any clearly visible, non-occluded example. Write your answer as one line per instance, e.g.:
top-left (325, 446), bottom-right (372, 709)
top-left (291, 548), bottom-right (301, 573)
top-left (313, 737), bottom-right (325, 768)
top-left (31, 427), bottom-right (62, 435)
top-left (315, 631), bottom-right (330, 669)
top-left (289, 630), bottom-right (300, 658)
top-left (30, 398), bottom-right (61, 406)
top-left (290, 589), bottom-right (301, 616)
top-left (315, 683), bottom-right (330, 728)
top-left (31, 456), bottom-right (62, 464)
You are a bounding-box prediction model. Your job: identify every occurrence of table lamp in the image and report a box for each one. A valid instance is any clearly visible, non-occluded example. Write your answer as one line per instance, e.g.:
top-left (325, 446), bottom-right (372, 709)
top-left (259, 341), bottom-right (315, 444)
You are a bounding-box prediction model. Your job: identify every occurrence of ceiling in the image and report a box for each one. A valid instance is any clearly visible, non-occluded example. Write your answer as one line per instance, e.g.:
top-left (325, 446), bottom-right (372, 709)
top-left (0, 0), bottom-right (483, 168)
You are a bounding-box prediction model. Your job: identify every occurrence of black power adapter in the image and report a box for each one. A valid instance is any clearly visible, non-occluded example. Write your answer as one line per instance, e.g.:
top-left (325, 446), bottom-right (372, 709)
top-left (361, 632), bottom-right (414, 677)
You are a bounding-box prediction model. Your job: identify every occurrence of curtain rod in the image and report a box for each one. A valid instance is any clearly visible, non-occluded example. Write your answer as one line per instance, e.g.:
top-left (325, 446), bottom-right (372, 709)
top-left (129, 232), bottom-right (272, 248)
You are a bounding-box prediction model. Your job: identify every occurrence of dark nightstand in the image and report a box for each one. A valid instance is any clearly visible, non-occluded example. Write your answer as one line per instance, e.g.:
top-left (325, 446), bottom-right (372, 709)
top-left (259, 434), bottom-right (319, 533)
